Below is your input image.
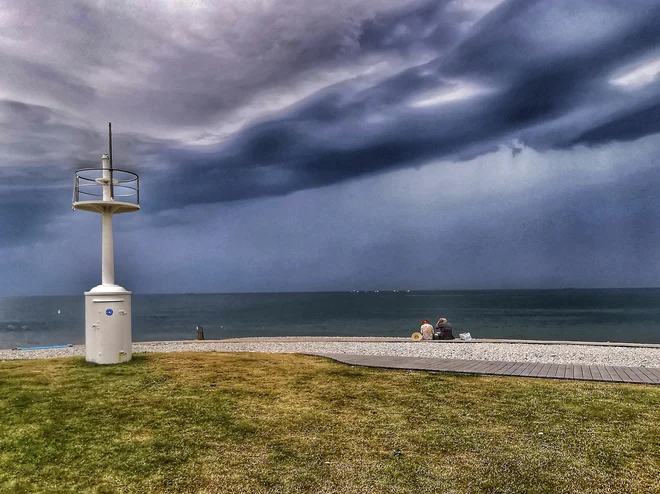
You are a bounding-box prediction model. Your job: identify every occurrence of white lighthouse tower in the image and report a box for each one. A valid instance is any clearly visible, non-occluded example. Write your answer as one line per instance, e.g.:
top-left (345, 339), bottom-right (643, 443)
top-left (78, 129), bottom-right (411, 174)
top-left (73, 123), bottom-right (140, 364)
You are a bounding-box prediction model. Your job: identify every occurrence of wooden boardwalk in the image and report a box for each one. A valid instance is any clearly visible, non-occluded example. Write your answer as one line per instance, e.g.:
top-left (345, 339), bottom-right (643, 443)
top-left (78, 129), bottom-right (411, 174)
top-left (314, 354), bottom-right (660, 385)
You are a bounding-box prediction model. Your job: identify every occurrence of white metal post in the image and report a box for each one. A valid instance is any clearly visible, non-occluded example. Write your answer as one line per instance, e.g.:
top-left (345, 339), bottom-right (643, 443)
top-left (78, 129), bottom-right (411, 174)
top-left (102, 154), bottom-right (111, 201)
top-left (101, 154), bottom-right (115, 286)
top-left (101, 213), bottom-right (114, 286)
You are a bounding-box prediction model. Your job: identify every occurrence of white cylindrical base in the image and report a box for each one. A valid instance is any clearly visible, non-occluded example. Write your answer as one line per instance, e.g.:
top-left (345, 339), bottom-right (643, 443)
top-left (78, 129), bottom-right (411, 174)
top-left (84, 286), bottom-right (132, 364)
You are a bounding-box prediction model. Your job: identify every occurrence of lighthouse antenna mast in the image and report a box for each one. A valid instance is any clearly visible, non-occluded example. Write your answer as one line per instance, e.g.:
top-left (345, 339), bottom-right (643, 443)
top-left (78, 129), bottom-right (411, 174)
top-left (109, 122), bottom-right (114, 199)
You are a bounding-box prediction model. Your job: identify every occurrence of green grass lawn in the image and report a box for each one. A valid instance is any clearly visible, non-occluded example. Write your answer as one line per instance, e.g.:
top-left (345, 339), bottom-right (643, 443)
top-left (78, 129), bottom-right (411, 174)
top-left (1, 352), bottom-right (659, 493)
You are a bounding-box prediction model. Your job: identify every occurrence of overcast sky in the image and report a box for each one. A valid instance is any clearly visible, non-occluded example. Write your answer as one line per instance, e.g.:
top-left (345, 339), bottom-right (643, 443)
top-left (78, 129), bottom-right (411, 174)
top-left (2, 0), bottom-right (660, 295)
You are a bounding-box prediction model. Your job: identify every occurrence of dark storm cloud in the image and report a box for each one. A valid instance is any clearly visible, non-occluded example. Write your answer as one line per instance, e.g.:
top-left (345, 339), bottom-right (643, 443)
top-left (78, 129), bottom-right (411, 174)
top-left (121, 0), bottom-right (469, 128)
top-left (123, 0), bottom-right (660, 215)
top-left (359, 0), bottom-right (461, 53)
top-left (571, 96), bottom-right (660, 146)
top-left (450, 163), bottom-right (660, 288)
top-left (0, 99), bottom-right (175, 245)
top-left (4, 0), bottom-right (660, 222)
top-left (0, 100), bottom-right (100, 165)
top-left (442, 0), bottom-right (658, 77)
top-left (0, 100), bottom-right (90, 246)
top-left (0, 173), bottom-right (70, 248)
top-left (0, 54), bottom-right (96, 108)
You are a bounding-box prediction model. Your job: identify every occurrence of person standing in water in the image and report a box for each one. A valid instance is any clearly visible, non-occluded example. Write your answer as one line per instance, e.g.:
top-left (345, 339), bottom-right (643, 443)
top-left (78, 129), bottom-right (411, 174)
top-left (420, 319), bottom-right (434, 340)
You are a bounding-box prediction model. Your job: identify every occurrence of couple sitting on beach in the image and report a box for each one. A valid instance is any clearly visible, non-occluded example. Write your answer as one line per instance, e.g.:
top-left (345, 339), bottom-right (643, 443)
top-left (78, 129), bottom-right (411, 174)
top-left (420, 318), bottom-right (455, 340)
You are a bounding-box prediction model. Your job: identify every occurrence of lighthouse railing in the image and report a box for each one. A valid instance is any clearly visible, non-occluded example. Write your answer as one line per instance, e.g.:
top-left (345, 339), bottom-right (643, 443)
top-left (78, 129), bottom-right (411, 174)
top-left (73, 168), bottom-right (139, 206)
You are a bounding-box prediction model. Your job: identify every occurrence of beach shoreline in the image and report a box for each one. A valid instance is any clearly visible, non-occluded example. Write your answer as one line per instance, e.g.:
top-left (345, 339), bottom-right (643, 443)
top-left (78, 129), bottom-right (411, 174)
top-left (1, 337), bottom-right (659, 368)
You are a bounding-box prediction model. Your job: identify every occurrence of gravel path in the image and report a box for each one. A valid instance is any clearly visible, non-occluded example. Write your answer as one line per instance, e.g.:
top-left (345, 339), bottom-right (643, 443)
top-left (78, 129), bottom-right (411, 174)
top-left (1, 338), bottom-right (659, 367)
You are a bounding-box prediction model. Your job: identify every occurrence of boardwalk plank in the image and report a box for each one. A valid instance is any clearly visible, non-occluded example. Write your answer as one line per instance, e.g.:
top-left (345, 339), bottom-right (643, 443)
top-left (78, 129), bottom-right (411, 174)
top-left (520, 362), bottom-right (541, 377)
top-left (458, 360), bottom-right (485, 372)
top-left (470, 361), bottom-right (498, 374)
top-left (581, 365), bottom-right (591, 380)
top-left (530, 362), bottom-right (550, 377)
top-left (492, 362), bottom-right (519, 375)
top-left (449, 360), bottom-right (475, 372)
top-left (609, 366), bottom-right (631, 382)
top-left (574, 365), bottom-right (583, 380)
top-left (440, 360), bottom-right (471, 374)
top-left (550, 363), bottom-right (563, 379)
top-left (522, 362), bottom-right (540, 376)
top-left (556, 364), bottom-right (565, 379)
top-left (621, 367), bottom-right (645, 384)
top-left (506, 362), bottom-right (528, 375)
top-left (529, 363), bottom-right (543, 377)
top-left (543, 363), bottom-right (556, 378)
top-left (469, 361), bottom-right (492, 373)
top-left (474, 360), bottom-right (500, 373)
top-left (511, 362), bottom-right (532, 376)
top-left (481, 361), bottom-right (506, 374)
top-left (430, 358), bottom-right (455, 369)
top-left (534, 363), bottom-right (550, 377)
top-left (617, 366), bottom-right (637, 383)
top-left (564, 365), bottom-right (574, 380)
top-left (616, 366), bottom-right (633, 382)
top-left (479, 361), bottom-right (501, 374)
top-left (531, 362), bottom-right (547, 377)
top-left (537, 363), bottom-right (552, 377)
top-left (407, 358), bottom-right (437, 370)
top-left (640, 367), bottom-right (660, 384)
top-left (626, 367), bottom-right (644, 383)
top-left (619, 366), bottom-right (638, 383)
top-left (598, 365), bottom-right (614, 382)
top-left (507, 363), bottom-right (523, 376)
top-left (490, 361), bottom-right (514, 374)
top-left (643, 367), bottom-right (660, 382)
top-left (645, 368), bottom-right (660, 383)
top-left (637, 367), bottom-right (660, 384)
top-left (494, 361), bottom-right (517, 374)
top-left (477, 360), bottom-right (501, 372)
top-left (442, 361), bottom-right (465, 372)
top-left (628, 367), bottom-right (654, 384)
top-left (459, 361), bottom-right (487, 373)
top-left (606, 366), bottom-right (621, 382)
top-left (590, 365), bottom-right (602, 381)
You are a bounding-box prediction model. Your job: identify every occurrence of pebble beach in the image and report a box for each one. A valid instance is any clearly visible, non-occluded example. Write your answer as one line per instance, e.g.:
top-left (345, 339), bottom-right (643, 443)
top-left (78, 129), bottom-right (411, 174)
top-left (1, 337), bottom-right (659, 368)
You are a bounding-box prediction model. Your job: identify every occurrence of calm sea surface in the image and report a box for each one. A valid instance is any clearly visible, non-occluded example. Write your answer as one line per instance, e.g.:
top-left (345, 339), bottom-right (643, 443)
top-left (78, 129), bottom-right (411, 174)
top-left (1, 289), bottom-right (660, 349)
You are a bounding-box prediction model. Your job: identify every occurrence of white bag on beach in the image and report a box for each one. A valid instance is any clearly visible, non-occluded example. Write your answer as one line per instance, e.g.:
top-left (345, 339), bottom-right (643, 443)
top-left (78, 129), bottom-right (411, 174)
top-left (459, 332), bottom-right (472, 341)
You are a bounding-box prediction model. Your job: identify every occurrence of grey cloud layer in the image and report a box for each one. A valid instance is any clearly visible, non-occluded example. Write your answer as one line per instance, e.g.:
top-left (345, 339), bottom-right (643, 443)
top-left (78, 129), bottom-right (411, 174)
top-left (144, 0), bottom-right (660, 213)
top-left (1, 0), bottom-right (495, 238)
top-left (0, 0), bottom-right (426, 133)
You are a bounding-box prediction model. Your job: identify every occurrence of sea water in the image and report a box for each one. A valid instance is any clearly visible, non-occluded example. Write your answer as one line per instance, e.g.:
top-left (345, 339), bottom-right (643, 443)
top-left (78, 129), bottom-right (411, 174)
top-left (1, 289), bottom-right (660, 349)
